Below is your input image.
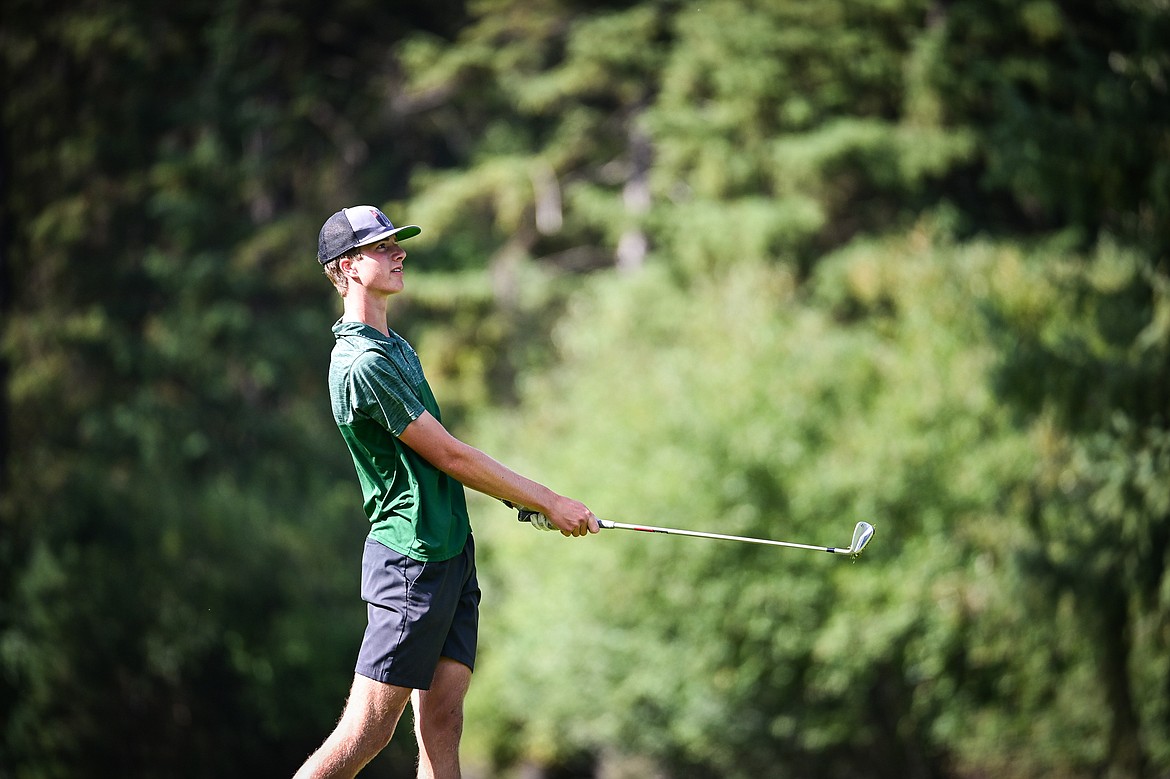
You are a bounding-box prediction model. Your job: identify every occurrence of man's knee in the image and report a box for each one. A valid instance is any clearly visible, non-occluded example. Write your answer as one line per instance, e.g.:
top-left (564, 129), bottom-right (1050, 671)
top-left (415, 692), bottom-right (465, 741)
top-left (419, 705), bottom-right (464, 747)
top-left (414, 660), bottom-right (471, 740)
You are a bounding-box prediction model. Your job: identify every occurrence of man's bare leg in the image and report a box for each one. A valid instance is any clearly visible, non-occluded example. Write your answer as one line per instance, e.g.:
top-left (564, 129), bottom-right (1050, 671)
top-left (413, 658), bottom-right (472, 779)
top-left (294, 674), bottom-right (413, 779)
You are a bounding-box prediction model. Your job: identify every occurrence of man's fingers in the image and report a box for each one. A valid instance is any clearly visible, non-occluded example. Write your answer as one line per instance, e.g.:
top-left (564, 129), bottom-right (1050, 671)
top-left (562, 522), bottom-right (587, 538)
top-left (548, 503), bottom-right (597, 537)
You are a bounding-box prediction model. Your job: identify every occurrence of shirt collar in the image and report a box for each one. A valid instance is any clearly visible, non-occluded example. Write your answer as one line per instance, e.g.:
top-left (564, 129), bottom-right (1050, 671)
top-left (332, 319), bottom-right (393, 341)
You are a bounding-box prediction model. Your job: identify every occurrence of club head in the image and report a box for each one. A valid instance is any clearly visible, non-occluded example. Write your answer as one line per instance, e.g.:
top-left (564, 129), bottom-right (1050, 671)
top-left (848, 521), bottom-right (875, 559)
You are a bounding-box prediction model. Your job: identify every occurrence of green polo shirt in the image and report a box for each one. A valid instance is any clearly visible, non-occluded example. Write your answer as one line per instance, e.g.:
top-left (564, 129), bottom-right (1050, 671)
top-left (328, 320), bottom-right (470, 561)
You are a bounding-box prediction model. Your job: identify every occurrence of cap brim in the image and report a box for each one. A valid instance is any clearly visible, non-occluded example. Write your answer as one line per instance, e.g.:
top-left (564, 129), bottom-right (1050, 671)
top-left (359, 224), bottom-right (422, 247)
top-left (391, 225), bottom-right (421, 241)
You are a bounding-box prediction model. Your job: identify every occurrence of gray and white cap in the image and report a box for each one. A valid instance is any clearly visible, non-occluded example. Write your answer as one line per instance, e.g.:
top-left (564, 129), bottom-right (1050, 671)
top-left (317, 206), bottom-right (421, 264)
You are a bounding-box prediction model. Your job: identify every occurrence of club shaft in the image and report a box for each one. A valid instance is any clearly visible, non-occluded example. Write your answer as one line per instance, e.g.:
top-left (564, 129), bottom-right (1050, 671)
top-left (598, 519), bottom-right (846, 554)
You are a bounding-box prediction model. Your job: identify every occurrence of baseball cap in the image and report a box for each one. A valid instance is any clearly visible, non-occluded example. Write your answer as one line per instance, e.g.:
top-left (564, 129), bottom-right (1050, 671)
top-left (317, 206), bottom-right (421, 264)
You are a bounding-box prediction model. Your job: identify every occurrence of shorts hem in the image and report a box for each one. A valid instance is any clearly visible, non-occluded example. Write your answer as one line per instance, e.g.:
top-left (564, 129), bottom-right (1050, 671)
top-left (438, 650), bottom-right (476, 674)
top-left (354, 664), bottom-right (433, 691)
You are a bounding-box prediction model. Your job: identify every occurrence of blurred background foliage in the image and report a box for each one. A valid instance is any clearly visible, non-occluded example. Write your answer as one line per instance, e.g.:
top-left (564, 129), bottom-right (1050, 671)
top-left (2, 0), bottom-right (1168, 777)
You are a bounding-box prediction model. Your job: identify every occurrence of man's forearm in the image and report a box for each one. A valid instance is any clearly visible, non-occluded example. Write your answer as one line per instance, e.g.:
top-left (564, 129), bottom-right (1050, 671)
top-left (398, 410), bottom-right (596, 535)
top-left (398, 411), bottom-right (560, 512)
top-left (440, 441), bottom-right (562, 515)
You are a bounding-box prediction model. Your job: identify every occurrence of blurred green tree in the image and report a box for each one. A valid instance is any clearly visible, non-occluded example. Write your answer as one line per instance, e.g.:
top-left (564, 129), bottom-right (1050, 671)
top-left (2, 0), bottom-right (1167, 777)
top-left (1, 0), bottom-right (465, 774)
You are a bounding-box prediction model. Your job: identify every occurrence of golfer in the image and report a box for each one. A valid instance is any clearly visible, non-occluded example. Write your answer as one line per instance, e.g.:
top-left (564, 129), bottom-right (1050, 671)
top-left (295, 206), bottom-right (599, 779)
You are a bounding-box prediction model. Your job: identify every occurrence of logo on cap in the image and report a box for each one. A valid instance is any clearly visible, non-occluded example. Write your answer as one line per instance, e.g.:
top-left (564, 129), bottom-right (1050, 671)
top-left (371, 209), bottom-right (393, 228)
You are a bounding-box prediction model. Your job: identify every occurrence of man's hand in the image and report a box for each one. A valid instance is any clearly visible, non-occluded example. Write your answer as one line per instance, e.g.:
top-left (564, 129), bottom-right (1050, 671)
top-left (544, 497), bottom-right (600, 538)
top-left (507, 497), bottom-right (599, 537)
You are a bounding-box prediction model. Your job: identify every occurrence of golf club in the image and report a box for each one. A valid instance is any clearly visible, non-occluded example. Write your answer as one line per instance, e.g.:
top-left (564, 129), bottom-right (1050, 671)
top-left (511, 504), bottom-right (875, 559)
top-left (597, 518), bottom-right (875, 558)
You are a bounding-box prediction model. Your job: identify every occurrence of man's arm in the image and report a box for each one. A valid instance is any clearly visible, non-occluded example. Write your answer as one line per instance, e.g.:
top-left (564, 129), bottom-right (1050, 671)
top-left (398, 411), bottom-right (599, 537)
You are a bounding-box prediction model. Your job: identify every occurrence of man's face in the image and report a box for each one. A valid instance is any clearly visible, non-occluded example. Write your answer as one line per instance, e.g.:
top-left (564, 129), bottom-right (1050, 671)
top-left (348, 237), bottom-right (407, 295)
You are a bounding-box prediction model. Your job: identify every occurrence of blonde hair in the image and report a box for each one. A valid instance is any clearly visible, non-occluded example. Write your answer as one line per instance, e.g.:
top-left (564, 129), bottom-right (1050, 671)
top-left (323, 250), bottom-right (361, 297)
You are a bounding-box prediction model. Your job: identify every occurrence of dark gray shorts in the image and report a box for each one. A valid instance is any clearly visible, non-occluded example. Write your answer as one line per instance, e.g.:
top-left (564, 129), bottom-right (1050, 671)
top-left (355, 534), bottom-right (480, 690)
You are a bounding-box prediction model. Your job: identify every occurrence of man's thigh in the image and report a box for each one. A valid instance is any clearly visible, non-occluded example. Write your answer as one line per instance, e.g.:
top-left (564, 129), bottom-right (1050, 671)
top-left (338, 674), bottom-right (413, 739)
top-left (413, 658), bottom-right (472, 723)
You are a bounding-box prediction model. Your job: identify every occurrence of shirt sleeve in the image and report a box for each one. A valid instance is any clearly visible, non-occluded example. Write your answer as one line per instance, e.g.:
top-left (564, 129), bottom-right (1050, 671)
top-left (348, 351), bottom-right (425, 436)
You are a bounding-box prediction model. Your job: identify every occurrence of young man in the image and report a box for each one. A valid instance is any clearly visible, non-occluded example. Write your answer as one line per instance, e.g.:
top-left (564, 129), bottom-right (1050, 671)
top-left (295, 206), bottom-right (598, 779)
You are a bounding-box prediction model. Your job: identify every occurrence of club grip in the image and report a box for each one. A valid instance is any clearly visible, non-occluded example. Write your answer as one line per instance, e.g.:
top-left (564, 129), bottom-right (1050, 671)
top-left (501, 499), bottom-right (530, 520)
top-left (507, 500), bottom-right (611, 532)
top-left (505, 501), bottom-right (547, 528)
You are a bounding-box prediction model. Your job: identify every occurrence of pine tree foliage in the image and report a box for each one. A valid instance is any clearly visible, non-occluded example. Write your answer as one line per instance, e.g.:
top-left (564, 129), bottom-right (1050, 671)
top-left (2, 0), bottom-right (1167, 777)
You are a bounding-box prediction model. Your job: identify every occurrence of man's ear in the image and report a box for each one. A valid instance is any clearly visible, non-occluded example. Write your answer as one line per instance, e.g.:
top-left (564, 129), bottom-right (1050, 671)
top-left (338, 254), bottom-right (361, 279)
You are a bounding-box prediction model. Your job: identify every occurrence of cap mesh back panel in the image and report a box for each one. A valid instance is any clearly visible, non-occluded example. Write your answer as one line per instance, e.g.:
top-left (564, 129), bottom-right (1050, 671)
top-left (319, 215), bottom-right (356, 262)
